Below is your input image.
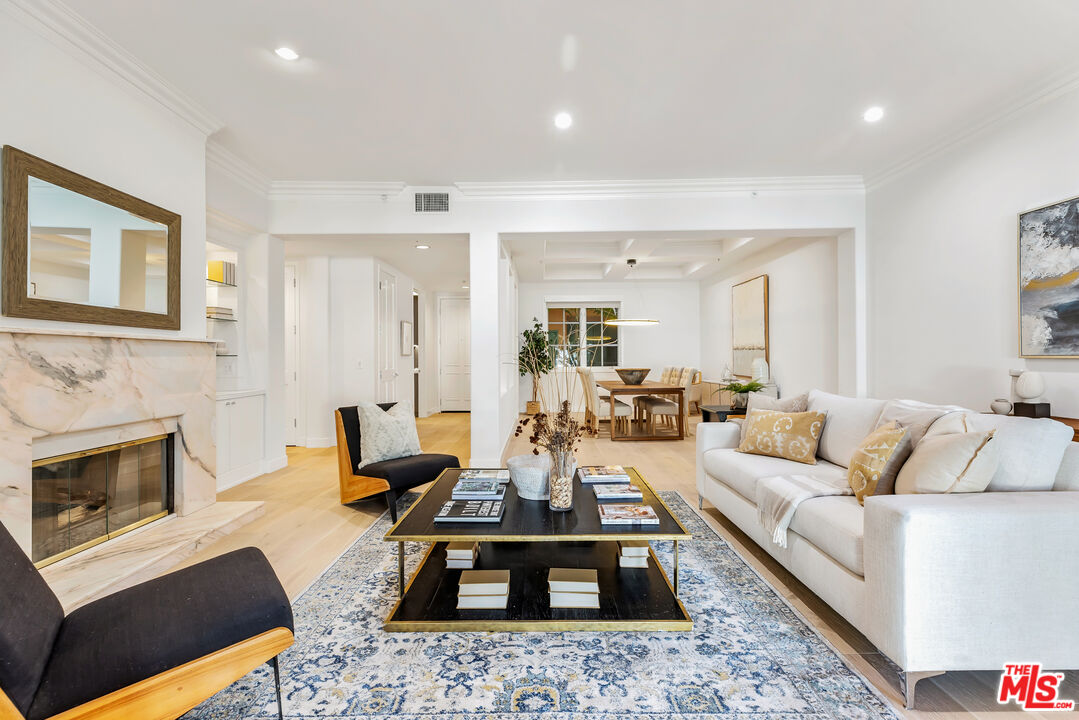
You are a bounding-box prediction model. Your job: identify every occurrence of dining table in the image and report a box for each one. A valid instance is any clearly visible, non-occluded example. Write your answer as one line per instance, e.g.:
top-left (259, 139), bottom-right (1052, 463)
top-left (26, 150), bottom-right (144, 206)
top-left (595, 379), bottom-right (685, 441)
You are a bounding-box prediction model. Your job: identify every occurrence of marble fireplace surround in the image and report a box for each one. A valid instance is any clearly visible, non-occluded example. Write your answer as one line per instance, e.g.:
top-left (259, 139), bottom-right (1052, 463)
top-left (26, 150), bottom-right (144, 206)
top-left (0, 328), bottom-right (217, 555)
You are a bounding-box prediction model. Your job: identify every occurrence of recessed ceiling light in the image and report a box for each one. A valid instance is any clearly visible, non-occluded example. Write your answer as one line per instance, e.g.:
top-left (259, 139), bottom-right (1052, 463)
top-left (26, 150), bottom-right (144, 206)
top-left (415, 242), bottom-right (430, 250)
top-left (863, 106), bottom-right (884, 123)
top-left (275, 47), bottom-right (299, 61)
top-left (553, 111), bottom-right (573, 130)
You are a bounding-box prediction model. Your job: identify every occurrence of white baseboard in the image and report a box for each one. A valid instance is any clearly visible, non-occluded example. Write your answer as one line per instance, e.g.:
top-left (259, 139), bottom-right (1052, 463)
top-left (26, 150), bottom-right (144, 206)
top-left (304, 436), bottom-right (335, 448)
top-left (262, 454), bottom-right (288, 473)
top-left (216, 460), bottom-right (264, 492)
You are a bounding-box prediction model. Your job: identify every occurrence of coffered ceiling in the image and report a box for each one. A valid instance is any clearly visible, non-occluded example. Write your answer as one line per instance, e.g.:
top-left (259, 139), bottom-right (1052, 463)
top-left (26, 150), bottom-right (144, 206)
top-left (57, 0), bottom-right (1079, 185)
top-left (502, 231), bottom-right (829, 282)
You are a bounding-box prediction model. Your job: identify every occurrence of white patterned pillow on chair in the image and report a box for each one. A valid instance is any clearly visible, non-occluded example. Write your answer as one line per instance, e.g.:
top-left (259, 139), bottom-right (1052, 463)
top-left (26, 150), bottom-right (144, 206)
top-left (356, 401), bottom-right (422, 467)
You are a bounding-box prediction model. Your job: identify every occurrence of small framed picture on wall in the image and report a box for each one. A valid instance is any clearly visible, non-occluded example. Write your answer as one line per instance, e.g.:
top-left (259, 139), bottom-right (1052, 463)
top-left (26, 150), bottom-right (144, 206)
top-left (400, 320), bottom-right (413, 356)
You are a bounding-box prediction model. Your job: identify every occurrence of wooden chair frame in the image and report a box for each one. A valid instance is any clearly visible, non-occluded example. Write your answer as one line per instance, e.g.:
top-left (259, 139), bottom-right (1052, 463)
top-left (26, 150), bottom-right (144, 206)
top-left (0, 628), bottom-right (293, 720)
top-left (335, 409), bottom-right (392, 505)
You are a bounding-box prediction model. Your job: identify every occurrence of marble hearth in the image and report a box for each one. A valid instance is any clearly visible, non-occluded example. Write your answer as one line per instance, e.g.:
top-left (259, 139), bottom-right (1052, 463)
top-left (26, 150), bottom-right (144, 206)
top-left (0, 329), bottom-right (219, 555)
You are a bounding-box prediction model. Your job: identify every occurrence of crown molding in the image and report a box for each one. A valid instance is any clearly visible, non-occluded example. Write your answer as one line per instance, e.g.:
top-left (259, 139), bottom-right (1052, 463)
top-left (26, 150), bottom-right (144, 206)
top-left (206, 141), bottom-right (270, 196)
top-left (3, 0), bottom-right (223, 136)
top-left (866, 65), bottom-right (1079, 192)
top-left (454, 175), bottom-right (865, 198)
top-left (206, 207), bottom-right (262, 236)
top-left (268, 181), bottom-right (407, 199)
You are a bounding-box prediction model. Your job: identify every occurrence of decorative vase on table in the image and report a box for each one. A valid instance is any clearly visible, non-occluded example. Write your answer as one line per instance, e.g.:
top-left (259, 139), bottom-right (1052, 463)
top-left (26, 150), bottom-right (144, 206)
top-left (548, 449), bottom-right (577, 512)
top-left (731, 392), bottom-right (748, 409)
top-left (507, 453), bottom-right (550, 500)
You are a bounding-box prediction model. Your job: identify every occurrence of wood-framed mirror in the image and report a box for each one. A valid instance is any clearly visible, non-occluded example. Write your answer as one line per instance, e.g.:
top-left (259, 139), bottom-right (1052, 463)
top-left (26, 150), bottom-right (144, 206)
top-left (2, 146), bottom-right (181, 330)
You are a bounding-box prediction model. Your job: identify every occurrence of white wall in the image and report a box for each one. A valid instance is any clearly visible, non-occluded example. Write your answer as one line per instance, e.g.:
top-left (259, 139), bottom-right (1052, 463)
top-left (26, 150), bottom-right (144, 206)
top-left (516, 279), bottom-right (702, 410)
top-left (867, 86), bottom-right (1079, 415)
top-left (0, 11), bottom-right (209, 339)
top-left (290, 254), bottom-right (422, 446)
top-left (700, 237), bottom-right (839, 396)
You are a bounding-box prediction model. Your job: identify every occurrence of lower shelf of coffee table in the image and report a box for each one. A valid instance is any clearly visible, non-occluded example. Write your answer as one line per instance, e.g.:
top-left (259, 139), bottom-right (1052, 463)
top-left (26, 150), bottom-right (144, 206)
top-left (384, 540), bottom-right (691, 632)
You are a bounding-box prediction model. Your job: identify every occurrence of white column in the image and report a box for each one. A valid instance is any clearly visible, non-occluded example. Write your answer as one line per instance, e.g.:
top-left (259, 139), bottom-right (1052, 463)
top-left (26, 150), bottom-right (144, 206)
top-left (469, 230), bottom-right (503, 466)
top-left (836, 228), bottom-right (868, 397)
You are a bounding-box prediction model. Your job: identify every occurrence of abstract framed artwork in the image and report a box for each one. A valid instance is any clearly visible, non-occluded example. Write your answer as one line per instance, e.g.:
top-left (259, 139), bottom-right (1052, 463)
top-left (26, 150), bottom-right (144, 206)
top-left (1019, 195), bottom-right (1079, 357)
top-left (732, 274), bottom-right (769, 376)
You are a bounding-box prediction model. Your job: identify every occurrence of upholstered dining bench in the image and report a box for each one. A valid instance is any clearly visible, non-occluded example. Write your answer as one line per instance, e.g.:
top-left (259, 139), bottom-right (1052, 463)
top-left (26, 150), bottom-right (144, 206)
top-left (335, 403), bottom-right (460, 522)
top-left (0, 520), bottom-right (294, 720)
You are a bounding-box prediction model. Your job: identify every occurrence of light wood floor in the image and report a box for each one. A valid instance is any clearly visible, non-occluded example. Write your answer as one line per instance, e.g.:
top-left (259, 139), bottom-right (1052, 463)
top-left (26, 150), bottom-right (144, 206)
top-left (182, 412), bottom-right (1074, 719)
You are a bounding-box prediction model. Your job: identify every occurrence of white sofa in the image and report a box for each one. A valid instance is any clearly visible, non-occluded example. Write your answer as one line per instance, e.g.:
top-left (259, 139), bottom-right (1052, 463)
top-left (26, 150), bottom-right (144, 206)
top-left (695, 390), bottom-right (1079, 709)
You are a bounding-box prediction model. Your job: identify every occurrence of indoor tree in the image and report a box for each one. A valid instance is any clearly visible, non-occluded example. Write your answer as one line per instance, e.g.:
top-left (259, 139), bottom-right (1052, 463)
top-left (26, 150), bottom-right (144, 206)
top-left (518, 318), bottom-right (554, 414)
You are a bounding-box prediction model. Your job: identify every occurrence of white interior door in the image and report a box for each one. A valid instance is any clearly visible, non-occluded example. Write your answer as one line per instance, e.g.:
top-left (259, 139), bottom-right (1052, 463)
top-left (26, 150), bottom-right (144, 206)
top-left (378, 269), bottom-right (398, 402)
top-left (283, 265), bottom-right (299, 445)
top-left (439, 296), bottom-right (471, 411)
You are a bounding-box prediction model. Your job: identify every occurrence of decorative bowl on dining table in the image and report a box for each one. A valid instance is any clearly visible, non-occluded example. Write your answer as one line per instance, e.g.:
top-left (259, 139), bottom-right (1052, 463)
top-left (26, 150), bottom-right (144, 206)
top-left (615, 367), bottom-right (650, 385)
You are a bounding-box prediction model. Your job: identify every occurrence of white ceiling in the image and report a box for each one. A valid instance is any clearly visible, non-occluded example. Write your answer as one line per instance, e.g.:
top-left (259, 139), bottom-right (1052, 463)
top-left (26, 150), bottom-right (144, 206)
top-left (281, 234), bottom-right (469, 293)
top-left (60, 0), bottom-right (1079, 185)
top-left (503, 230), bottom-right (834, 282)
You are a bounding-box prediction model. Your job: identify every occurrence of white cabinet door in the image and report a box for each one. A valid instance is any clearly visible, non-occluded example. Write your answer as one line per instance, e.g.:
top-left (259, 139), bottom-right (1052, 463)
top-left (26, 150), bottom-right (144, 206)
top-left (216, 398), bottom-right (231, 475)
top-left (230, 394), bottom-right (264, 471)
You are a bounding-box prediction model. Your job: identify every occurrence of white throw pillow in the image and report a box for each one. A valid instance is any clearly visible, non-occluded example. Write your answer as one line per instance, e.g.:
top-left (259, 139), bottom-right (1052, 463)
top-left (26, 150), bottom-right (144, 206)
top-left (739, 392), bottom-right (809, 442)
top-left (356, 401), bottom-right (421, 467)
top-left (806, 390), bottom-right (886, 468)
top-left (894, 430), bottom-right (999, 494)
top-left (926, 412), bottom-right (1072, 491)
top-left (875, 399), bottom-right (966, 447)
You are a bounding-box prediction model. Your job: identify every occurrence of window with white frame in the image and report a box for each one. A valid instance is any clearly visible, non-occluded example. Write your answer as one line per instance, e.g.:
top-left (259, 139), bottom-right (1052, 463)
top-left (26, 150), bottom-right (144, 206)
top-left (546, 304), bottom-right (620, 367)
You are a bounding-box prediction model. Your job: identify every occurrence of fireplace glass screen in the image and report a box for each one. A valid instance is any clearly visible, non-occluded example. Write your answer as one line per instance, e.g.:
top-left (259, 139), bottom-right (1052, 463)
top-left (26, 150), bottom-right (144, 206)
top-left (32, 434), bottom-right (172, 565)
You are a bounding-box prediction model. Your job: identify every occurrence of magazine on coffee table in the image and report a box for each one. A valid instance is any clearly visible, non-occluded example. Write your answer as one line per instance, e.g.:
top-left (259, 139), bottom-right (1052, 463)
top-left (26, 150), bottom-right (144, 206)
top-left (433, 500), bottom-right (505, 523)
top-left (451, 480), bottom-right (506, 500)
top-left (592, 483), bottom-right (644, 501)
top-left (598, 504), bottom-right (660, 525)
top-left (458, 469), bottom-right (510, 483)
top-left (578, 465), bottom-right (631, 483)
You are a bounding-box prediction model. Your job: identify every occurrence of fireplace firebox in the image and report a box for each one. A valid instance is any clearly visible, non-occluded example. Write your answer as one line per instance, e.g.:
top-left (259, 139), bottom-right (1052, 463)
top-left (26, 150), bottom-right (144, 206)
top-left (31, 434), bottom-right (174, 566)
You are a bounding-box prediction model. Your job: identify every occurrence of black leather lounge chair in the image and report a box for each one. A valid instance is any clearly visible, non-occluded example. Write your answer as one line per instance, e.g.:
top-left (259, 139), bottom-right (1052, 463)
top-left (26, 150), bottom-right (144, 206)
top-left (334, 402), bottom-right (460, 522)
top-left (0, 520), bottom-right (294, 720)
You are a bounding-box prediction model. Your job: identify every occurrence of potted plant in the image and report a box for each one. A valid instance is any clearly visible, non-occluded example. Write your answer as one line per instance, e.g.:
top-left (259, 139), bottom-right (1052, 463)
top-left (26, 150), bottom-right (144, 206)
top-left (518, 318), bottom-right (553, 415)
top-left (722, 380), bottom-right (765, 409)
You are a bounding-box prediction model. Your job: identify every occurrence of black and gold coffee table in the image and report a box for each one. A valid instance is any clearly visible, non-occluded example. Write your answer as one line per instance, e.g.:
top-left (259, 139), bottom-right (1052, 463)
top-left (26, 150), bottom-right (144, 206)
top-left (382, 466), bottom-right (691, 632)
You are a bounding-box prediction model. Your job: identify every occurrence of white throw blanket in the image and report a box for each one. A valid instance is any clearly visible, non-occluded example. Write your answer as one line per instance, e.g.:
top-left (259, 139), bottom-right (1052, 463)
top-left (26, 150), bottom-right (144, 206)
top-left (755, 474), bottom-right (852, 548)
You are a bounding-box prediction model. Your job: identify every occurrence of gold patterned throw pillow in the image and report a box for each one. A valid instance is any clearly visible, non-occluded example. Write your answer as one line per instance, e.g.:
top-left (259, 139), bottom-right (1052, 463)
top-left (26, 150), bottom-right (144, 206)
top-left (848, 421), bottom-right (910, 505)
top-left (737, 409), bottom-right (827, 465)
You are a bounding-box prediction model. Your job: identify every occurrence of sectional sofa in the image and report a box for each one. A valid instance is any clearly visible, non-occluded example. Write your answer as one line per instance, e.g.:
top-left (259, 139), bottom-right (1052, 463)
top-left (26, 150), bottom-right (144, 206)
top-left (695, 390), bottom-right (1079, 708)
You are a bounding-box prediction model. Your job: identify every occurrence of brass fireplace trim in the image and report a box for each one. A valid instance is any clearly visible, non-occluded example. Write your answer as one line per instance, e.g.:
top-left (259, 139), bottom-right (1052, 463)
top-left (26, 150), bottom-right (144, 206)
top-left (31, 433), bottom-right (169, 468)
top-left (32, 433), bottom-right (172, 569)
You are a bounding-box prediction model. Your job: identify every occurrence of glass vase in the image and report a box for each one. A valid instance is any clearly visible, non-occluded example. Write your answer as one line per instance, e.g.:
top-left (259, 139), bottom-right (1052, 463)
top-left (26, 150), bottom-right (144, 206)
top-left (548, 449), bottom-right (577, 512)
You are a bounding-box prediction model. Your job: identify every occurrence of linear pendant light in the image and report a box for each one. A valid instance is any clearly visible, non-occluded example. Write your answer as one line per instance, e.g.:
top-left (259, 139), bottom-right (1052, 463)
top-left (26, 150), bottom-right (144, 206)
top-left (604, 259), bottom-right (659, 326)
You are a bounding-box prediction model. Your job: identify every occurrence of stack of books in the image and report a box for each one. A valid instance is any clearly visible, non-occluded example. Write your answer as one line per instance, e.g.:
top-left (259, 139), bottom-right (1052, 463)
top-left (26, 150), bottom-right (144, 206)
top-left (207, 260), bottom-right (237, 285)
top-left (458, 469), bottom-right (510, 483)
top-left (433, 499), bottom-right (505, 524)
top-left (618, 540), bottom-right (649, 568)
top-left (451, 479), bottom-right (506, 500)
top-left (206, 305), bottom-right (234, 320)
top-left (457, 569), bottom-right (509, 609)
top-left (445, 541), bottom-right (479, 569)
top-left (592, 483), bottom-right (643, 502)
top-left (548, 568), bottom-right (600, 608)
top-left (579, 465), bottom-right (631, 484)
top-left (598, 504), bottom-right (660, 525)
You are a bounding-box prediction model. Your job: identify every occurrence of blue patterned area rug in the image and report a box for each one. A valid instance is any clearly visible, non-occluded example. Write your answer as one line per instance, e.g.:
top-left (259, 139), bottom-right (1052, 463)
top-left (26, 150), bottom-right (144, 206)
top-left (186, 492), bottom-right (899, 719)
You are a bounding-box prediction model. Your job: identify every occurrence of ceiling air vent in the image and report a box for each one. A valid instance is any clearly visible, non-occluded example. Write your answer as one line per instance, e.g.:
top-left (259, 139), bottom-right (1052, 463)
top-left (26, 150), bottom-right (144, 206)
top-left (414, 192), bottom-right (449, 213)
